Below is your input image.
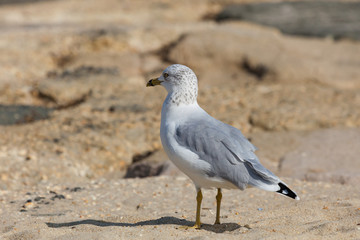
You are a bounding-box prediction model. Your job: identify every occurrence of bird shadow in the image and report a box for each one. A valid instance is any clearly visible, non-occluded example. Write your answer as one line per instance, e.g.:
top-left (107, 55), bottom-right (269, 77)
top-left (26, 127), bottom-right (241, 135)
top-left (46, 216), bottom-right (242, 233)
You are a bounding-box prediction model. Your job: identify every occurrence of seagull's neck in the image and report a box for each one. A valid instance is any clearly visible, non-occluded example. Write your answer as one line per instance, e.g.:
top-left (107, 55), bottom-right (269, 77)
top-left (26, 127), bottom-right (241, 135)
top-left (165, 88), bottom-right (197, 106)
top-left (162, 92), bottom-right (201, 121)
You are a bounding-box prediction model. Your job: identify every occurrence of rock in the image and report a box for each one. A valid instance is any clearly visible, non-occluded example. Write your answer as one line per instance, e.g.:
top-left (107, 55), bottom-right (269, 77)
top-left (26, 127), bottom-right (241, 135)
top-left (216, 1), bottom-right (360, 41)
top-left (48, 65), bottom-right (118, 79)
top-left (36, 80), bottom-right (92, 109)
top-left (35, 65), bottom-right (120, 108)
top-left (0, 105), bottom-right (52, 125)
top-left (124, 162), bottom-right (165, 179)
top-left (249, 130), bottom-right (308, 166)
top-left (166, 27), bottom-right (360, 131)
top-left (124, 150), bottom-right (182, 178)
top-left (0, 0), bottom-right (56, 5)
top-left (167, 24), bottom-right (360, 89)
top-left (279, 128), bottom-right (360, 185)
top-left (108, 104), bottom-right (147, 114)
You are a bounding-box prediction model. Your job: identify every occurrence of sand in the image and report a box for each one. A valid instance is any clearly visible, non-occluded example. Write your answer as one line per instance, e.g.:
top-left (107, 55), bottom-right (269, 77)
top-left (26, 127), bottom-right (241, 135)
top-left (1, 176), bottom-right (360, 239)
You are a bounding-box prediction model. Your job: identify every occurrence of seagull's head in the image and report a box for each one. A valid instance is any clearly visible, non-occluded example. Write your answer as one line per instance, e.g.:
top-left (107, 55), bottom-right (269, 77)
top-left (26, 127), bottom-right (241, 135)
top-left (147, 64), bottom-right (198, 100)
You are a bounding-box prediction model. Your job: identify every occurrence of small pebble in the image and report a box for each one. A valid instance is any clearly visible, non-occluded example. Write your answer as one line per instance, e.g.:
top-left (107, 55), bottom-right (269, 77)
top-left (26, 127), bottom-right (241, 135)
top-left (51, 194), bottom-right (65, 201)
top-left (34, 197), bottom-right (45, 202)
top-left (244, 224), bottom-right (251, 229)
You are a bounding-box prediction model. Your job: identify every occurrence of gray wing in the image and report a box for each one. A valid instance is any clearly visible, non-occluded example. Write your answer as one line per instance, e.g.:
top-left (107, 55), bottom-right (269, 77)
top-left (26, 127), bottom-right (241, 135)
top-left (175, 117), bottom-right (279, 189)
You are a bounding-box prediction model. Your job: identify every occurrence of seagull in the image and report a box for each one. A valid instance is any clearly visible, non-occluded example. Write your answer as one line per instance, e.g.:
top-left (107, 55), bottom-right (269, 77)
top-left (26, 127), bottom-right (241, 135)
top-left (147, 64), bottom-right (299, 229)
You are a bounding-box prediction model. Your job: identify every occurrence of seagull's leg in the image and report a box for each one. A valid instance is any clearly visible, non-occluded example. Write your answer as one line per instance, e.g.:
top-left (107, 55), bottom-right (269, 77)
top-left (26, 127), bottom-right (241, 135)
top-left (179, 188), bottom-right (202, 230)
top-left (214, 188), bottom-right (222, 224)
top-left (194, 189), bottom-right (203, 229)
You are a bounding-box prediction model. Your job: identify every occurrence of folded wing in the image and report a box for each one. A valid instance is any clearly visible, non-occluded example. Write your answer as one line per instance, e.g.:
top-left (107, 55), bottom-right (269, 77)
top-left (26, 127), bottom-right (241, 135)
top-left (174, 116), bottom-right (280, 190)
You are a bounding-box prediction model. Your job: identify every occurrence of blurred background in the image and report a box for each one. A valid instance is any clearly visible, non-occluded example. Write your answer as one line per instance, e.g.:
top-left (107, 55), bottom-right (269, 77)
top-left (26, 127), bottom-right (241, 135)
top-left (0, 0), bottom-right (359, 191)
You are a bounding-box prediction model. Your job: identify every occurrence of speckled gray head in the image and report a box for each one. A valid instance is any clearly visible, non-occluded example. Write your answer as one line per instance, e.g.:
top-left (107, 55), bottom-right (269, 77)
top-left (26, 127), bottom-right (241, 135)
top-left (147, 64), bottom-right (198, 105)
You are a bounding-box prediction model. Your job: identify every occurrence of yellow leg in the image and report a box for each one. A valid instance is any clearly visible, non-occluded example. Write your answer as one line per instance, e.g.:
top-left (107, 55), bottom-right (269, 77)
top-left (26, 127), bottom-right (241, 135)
top-left (194, 189), bottom-right (203, 229)
top-left (179, 189), bottom-right (202, 230)
top-left (215, 188), bottom-right (222, 224)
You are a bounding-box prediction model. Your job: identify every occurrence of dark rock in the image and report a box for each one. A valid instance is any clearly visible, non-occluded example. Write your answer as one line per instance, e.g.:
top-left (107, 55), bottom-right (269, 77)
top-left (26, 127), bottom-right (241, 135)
top-left (216, 2), bottom-right (360, 40)
top-left (0, 0), bottom-right (56, 5)
top-left (50, 194), bottom-right (65, 201)
top-left (34, 197), bottom-right (45, 202)
top-left (53, 65), bottom-right (119, 79)
top-left (124, 161), bottom-right (166, 178)
top-left (0, 105), bottom-right (52, 126)
top-left (65, 187), bottom-right (83, 192)
top-left (108, 105), bottom-right (116, 112)
top-left (132, 151), bottom-right (155, 164)
top-left (124, 150), bottom-right (183, 178)
top-left (125, 150), bottom-right (168, 178)
top-left (241, 57), bottom-right (270, 81)
top-left (107, 104), bottom-right (147, 114)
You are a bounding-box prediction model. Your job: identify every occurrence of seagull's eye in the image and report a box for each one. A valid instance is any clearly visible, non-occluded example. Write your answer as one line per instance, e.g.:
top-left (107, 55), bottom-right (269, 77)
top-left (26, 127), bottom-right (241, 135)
top-left (163, 73), bottom-right (169, 78)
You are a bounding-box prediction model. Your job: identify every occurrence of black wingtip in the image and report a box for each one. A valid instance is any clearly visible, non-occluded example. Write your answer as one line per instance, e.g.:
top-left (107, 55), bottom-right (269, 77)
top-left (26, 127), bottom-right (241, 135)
top-left (276, 182), bottom-right (300, 200)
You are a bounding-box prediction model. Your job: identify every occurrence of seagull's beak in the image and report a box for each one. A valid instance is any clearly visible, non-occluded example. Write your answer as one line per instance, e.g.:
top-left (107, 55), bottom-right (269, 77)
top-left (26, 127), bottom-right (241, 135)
top-left (146, 78), bottom-right (162, 87)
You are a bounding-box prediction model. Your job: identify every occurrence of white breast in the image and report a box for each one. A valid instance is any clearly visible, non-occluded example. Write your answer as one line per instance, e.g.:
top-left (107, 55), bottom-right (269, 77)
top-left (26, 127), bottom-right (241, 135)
top-left (160, 102), bottom-right (209, 174)
top-left (160, 99), bottom-right (237, 190)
